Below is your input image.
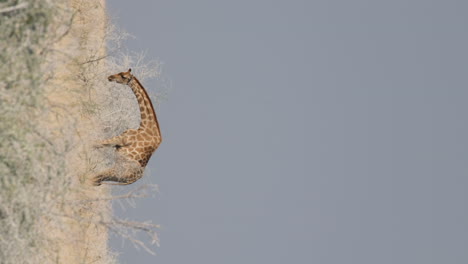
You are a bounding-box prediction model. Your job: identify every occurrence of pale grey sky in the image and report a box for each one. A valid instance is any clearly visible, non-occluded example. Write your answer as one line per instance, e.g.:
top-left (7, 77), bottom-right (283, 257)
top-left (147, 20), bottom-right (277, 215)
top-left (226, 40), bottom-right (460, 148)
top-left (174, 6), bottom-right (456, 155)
top-left (108, 1), bottom-right (468, 263)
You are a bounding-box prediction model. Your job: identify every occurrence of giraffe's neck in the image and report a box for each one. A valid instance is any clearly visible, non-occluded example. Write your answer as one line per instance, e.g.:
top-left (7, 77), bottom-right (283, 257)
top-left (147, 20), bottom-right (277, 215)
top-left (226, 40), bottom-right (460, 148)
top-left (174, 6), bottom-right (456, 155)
top-left (128, 78), bottom-right (161, 135)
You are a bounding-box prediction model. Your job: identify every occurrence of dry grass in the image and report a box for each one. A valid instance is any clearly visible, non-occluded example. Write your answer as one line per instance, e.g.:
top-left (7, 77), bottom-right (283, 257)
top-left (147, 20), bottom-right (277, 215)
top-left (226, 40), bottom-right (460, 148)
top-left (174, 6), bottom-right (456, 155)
top-left (0, 0), bottom-right (164, 263)
top-left (0, 1), bottom-right (75, 262)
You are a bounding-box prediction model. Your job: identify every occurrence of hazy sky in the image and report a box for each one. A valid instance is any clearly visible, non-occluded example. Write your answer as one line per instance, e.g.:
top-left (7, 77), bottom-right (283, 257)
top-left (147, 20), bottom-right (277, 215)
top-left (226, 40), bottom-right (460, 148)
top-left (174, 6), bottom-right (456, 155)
top-left (108, 1), bottom-right (468, 263)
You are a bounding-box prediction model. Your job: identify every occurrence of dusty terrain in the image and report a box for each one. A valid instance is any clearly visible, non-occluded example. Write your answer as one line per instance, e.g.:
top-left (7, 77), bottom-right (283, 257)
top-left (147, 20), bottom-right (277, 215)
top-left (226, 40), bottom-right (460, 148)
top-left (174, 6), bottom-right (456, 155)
top-left (41, 0), bottom-right (114, 262)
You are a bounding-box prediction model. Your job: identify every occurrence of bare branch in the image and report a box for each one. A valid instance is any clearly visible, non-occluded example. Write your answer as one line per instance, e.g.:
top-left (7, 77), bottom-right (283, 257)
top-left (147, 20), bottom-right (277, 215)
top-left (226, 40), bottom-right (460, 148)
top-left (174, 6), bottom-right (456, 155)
top-left (0, 3), bottom-right (28, 14)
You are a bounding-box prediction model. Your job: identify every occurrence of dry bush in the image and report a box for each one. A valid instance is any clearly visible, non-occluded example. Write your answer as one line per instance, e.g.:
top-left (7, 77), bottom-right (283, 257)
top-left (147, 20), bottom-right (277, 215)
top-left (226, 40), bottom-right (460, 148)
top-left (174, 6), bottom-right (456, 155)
top-left (86, 15), bottom-right (167, 256)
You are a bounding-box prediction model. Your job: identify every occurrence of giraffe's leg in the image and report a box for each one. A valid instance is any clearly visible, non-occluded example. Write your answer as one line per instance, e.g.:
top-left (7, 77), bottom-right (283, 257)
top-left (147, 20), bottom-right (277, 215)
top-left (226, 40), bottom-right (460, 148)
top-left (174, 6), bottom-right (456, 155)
top-left (94, 129), bottom-right (137, 148)
top-left (90, 167), bottom-right (116, 186)
top-left (94, 135), bottom-right (126, 148)
top-left (91, 158), bottom-right (144, 186)
top-left (98, 169), bottom-right (144, 186)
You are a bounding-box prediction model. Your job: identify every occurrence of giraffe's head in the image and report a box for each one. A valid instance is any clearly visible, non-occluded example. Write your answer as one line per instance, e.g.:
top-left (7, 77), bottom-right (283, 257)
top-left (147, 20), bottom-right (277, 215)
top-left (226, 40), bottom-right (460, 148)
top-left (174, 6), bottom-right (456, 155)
top-left (108, 68), bottom-right (133, 84)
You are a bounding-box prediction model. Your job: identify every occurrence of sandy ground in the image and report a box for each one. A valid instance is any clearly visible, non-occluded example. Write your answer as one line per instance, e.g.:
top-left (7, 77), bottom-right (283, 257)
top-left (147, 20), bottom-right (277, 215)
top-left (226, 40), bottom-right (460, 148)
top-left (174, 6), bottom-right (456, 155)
top-left (41, 0), bottom-right (115, 263)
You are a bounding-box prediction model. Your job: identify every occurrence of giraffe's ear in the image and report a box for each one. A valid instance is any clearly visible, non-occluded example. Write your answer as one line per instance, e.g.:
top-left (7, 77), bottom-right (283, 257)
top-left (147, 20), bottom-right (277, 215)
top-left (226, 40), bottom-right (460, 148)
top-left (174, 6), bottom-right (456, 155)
top-left (128, 68), bottom-right (132, 73)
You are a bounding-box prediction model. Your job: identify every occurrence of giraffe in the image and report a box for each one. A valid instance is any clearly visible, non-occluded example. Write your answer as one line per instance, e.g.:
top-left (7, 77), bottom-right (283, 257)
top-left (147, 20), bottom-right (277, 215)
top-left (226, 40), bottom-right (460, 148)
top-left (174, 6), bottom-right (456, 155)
top-left (91, 69), bottom-right (162, 186)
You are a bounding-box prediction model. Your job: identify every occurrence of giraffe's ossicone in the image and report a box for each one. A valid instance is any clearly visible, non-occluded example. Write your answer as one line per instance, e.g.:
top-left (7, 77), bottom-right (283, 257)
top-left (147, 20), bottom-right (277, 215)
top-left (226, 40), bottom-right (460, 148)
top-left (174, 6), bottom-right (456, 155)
top-left (91, 69), bottom-right (162, 186)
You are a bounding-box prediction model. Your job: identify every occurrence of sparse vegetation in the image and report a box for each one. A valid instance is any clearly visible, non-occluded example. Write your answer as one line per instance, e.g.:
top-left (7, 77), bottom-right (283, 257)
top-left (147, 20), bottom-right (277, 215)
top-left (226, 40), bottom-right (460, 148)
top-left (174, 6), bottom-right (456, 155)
top-left (0, 0), bottom-right (165, 263)
top-left (0, 1), bottom-right (74, 262)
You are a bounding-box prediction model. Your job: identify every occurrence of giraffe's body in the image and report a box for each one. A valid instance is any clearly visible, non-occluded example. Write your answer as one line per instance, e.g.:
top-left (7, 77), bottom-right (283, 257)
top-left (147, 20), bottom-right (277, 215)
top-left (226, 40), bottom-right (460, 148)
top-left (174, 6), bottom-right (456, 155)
top-left (92, 69), bottom-right (162, 186)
